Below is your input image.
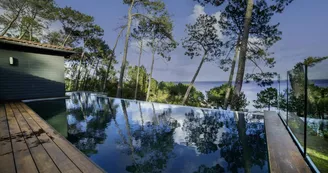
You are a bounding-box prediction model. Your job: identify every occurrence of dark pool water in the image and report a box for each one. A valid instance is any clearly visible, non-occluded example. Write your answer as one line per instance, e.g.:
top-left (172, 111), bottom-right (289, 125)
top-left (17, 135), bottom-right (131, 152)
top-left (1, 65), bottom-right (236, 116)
top-left (26, 92), bottom-right (268, 173)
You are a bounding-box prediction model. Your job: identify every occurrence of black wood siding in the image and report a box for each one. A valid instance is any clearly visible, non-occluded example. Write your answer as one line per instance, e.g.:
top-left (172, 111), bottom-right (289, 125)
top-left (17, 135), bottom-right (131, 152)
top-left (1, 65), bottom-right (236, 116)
top-left (0, 49), bottom-right (65, 101)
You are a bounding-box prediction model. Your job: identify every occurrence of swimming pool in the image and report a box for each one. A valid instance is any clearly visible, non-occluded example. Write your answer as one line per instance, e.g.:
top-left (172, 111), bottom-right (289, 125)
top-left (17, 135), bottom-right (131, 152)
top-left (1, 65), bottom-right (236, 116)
top-left (26, 92), bottom-right (268, 173)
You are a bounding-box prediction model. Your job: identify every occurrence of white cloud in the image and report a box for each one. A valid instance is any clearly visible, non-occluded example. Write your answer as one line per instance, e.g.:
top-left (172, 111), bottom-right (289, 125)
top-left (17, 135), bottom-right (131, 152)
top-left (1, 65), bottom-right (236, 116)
top-left (189, 5), bottom-right (223, 39)
top-left (189, 4), bottom-right (205, 22)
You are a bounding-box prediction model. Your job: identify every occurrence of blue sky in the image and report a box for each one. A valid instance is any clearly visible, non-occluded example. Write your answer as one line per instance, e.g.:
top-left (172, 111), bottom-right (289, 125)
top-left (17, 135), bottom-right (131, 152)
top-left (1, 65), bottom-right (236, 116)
top-left (55, 0), bottom-right (328, 81)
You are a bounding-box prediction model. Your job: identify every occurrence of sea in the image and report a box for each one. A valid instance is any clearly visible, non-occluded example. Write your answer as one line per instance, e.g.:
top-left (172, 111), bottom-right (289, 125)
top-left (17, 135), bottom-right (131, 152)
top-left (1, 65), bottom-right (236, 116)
top-left (176, 79), bottom-right (328, 111)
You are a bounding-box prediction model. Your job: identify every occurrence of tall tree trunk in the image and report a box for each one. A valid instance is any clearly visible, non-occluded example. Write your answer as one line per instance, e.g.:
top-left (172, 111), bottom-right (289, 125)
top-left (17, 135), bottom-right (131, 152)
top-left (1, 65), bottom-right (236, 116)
top-left (74, 51), bottom-right (85, 91)
top-left (116, 0), bottom-right (135, 98)
top-left (146, 48), bottom-right (156, 102)
top-left (182, 53), bottom-right (207, 105)
top-left (29, 27), bottom-right (33, 41)
top-left (102, 57), bottom-right (113, 92)
top-left (224, 38), bottom-right (240, 109)
top-left (134, 40), bottom-right (143, 100)
top-left (69, 67), bottom-right (76, 91)
top-left (233, 0), bottom-right (254, 98)
top-left (62, 32), bottom-right (72, 46)
top-left (82, 59), bottom-right (96, 90)
top-left (92, 59), bottom-right (100, 91)
top-left (102, 26), bottom-right (125, 92)
top-left (18, 30), bottom-right (27, 39)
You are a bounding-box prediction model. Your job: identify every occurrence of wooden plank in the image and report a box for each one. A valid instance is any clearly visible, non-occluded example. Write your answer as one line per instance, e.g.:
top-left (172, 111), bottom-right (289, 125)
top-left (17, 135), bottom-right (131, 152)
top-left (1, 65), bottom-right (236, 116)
top-left (264, 111), bottom-right (311, 173)
top-left (15, 103), bottom-right (81, 173)
top-left (20, 102), bottom-right (104, 173)
top-left (5, 103), bottom-right (38, 173)
top-left (0, 104), bottom-right (16, 173)
top-left (10, 103), bottom-right (61, 173)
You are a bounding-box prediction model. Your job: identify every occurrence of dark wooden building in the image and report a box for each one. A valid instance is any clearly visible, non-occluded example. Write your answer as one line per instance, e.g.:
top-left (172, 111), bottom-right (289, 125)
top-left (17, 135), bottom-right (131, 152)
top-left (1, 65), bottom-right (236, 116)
top-left (0, 36), bottom-right (75, 101)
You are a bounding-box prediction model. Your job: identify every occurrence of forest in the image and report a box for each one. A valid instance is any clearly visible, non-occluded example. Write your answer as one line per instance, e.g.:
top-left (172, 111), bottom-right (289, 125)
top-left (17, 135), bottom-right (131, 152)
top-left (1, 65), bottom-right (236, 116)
top-left (0, 0), bottom-right (326, 112)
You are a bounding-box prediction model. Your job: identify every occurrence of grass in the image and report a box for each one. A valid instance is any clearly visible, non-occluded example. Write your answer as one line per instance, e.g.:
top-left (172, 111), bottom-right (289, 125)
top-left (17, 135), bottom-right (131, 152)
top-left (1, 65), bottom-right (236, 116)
top-left (287, 113), bottom-right (328, 172)
top-left (307, 148), bottom-right (328, 172)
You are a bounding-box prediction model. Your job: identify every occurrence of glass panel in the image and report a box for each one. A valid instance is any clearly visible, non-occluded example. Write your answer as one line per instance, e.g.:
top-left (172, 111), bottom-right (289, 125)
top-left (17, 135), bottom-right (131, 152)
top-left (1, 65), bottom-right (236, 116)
top-left (278, 73), bottom-right (288, 122)
top-left (286, 66), bottom-right (306, 149)
top-left (307, 58), bottom-right (328, 172)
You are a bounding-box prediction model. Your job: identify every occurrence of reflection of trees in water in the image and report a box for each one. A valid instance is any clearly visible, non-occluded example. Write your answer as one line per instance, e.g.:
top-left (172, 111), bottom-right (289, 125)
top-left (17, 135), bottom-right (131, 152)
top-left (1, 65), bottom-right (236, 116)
top-left (193, 164), bottom-right (225, 173)
top-left (117, 101), bottom-right (178, 173)
top-left (67, 92), bottom-right (116, 156)
top-left (219, 113), bottom-right (267, 173)
top-left (182, 110), bottom-right (224, 154)
top-left (182, 109), bottom-right (267, 173)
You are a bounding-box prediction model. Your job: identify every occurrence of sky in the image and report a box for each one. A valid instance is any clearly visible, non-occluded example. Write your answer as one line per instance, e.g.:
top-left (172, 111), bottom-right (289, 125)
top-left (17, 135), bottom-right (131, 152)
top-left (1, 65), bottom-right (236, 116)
top-left (54, 0), bottom-right (328, 82)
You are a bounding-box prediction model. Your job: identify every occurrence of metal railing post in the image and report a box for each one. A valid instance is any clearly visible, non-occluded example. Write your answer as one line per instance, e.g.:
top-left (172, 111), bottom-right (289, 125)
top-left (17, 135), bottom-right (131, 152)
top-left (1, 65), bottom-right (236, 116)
top-left (286, 71), bottom-right (289, 126)
top-left (278, 74), bottom-right (280, 114)
top-left (303, 64), bottom-right (308, 158)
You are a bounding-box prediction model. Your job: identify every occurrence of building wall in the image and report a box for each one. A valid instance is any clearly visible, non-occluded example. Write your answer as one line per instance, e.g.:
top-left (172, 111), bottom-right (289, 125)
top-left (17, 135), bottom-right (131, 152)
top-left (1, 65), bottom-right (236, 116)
top-left (0, 49), bottom-right (65, 101)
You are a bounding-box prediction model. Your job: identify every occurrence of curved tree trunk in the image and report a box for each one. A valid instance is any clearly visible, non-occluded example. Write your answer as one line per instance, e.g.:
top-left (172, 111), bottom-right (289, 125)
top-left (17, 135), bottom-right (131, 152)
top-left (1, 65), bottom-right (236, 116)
top-left (224, 38), bottom-right (240, 109)
top-left (233, 0), bottom-right (254, 99)
top-left (0, 7), bottom-right (24, 36)
top-left (116, 0), bottom-right (135, 98)
top-left (182, 53), bottom-right (207, 105)
top-left (134, 40), bottom-right (143, 100)
top-left (102, 26), bottom-right (125, 92)
top-left (146, 48), bottom-right (156, 102)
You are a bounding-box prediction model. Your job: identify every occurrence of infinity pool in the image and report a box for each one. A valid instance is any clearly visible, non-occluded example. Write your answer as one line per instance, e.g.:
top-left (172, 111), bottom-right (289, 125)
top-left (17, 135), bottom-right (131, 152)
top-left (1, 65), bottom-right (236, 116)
top-left (26, 92), bottom-right (268, 173)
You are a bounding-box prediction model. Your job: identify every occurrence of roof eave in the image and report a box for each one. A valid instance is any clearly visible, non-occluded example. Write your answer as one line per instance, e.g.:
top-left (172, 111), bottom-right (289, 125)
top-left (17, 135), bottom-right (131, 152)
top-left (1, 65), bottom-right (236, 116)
top-left (0, 39), bottom-right (76, 56)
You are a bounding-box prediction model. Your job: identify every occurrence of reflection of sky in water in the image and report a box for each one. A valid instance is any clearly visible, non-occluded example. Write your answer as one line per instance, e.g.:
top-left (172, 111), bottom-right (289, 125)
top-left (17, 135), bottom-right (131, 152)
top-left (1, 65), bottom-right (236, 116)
top-left (28, 92), bottom-right (269, 173)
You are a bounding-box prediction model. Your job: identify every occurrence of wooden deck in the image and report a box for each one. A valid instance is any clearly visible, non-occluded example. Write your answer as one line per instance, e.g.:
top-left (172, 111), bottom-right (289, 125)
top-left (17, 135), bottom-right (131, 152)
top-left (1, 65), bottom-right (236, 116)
top-left (264, 111), bottom-right (312, 173)
top-left (0, 102), bottom-right (104, 173)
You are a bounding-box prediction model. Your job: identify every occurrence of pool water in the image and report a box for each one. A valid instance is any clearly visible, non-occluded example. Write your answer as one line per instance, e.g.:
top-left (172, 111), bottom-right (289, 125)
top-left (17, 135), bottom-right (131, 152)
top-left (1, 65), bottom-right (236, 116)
top-left (26, 92), bottom-right (268, 173)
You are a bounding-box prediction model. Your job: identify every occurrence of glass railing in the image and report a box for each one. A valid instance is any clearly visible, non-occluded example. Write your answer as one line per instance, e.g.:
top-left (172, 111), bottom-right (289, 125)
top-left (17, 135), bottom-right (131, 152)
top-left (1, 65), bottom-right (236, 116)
top-left (307, 59), bottom-right (328, 173)
top-left (278, 58), bottom-right (328, 173)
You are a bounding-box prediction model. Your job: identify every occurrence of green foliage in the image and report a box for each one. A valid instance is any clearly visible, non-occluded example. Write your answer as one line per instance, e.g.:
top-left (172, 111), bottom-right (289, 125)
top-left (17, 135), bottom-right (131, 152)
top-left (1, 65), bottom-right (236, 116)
top-left (206, 84), bottom-right (230, 108)
top-left (303, 56), bottom-right (328, 67)
top-left (156, 82), bottom-right (205, 107)
top-left (219, 0), bottom-right (283, 87)
top-left (206, 84), bottom-right (248, 110)
top-left (18, 0), bottom-right (57, 39)
top-left (0, 0), bottom-right (57, 38)
top-left (183, 14), bottom-right (223, 60)
top-left (58, 6), bottom-right (96, 46)
top-left (253, 87), bottom-right (278, 110)
top-left (308, 84), bottom-right (328, 119)
top-left (135, 10), bottom-right (177, 61)
top-left (231, 92), bottom-right (249, 111)
top-left (0, 0), bottom-right (28, 35)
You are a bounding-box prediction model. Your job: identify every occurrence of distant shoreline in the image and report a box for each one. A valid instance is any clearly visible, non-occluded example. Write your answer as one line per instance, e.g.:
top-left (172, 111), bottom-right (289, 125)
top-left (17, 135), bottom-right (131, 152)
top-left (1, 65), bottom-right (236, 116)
top-left (167, 79), bottom-right (328, 84)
